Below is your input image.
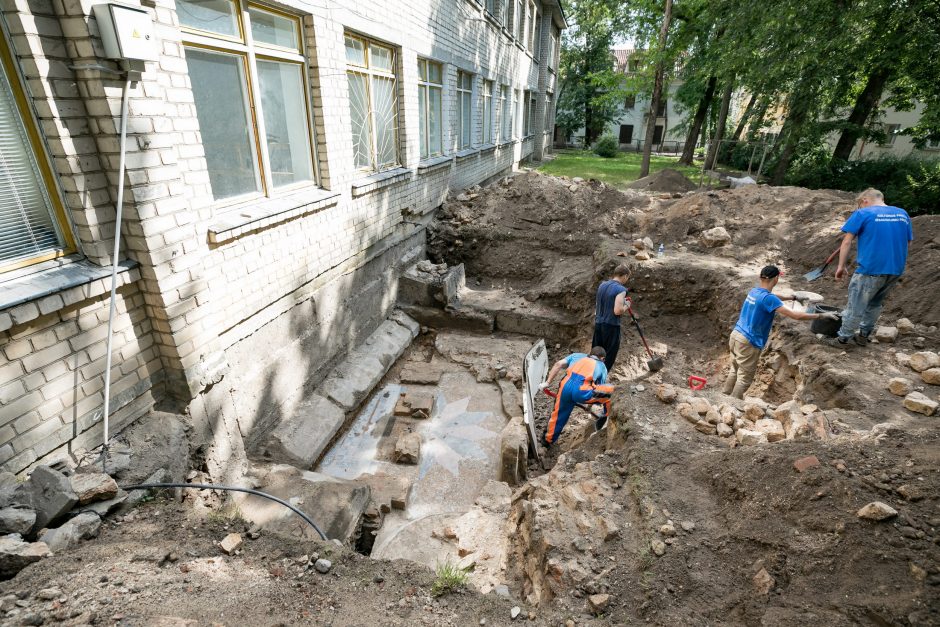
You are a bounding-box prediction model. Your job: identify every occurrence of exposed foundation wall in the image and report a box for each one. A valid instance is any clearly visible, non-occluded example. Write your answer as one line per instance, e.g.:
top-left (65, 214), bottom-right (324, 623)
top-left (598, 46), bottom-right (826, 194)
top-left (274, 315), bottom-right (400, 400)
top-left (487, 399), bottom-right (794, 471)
top-left (0, 0), bottom-right (565, 475)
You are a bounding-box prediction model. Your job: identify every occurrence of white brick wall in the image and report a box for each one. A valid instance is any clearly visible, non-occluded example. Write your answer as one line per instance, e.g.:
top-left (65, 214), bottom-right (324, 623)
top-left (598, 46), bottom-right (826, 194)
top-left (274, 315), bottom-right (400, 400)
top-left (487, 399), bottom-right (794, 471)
top-left (0, 0), bottom-right (564, 474)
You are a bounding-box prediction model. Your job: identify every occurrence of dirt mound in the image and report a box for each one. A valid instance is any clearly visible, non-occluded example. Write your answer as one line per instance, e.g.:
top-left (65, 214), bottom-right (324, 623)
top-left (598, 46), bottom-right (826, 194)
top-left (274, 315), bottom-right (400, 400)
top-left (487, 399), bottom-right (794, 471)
top-left (627, 168), bottom-right (697, 193)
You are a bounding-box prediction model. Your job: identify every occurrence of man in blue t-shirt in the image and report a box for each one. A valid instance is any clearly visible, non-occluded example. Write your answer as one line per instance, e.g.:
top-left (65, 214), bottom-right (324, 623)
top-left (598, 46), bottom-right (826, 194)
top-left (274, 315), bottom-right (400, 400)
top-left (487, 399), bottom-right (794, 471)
top-left (592, 264), bottom-right (632, 371)
top-left (723, 266), bottom-right (838, 398)
top-left (834, 188), bottom-right (914, 346)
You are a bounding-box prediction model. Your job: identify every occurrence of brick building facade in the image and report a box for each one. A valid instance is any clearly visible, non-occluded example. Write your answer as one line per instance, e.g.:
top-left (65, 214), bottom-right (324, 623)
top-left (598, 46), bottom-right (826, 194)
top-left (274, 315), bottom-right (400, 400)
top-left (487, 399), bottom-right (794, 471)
top-left (0, 0), bottom-right (565, 475)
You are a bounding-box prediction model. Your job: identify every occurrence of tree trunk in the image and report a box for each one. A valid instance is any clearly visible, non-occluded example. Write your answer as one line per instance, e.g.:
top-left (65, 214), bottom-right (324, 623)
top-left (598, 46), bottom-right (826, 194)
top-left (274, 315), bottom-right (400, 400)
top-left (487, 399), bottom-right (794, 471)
top-left (831, 66), bottom-right (892, 161)
top-left (731, 92), bottom-right (757, 141)
top-left (679, 75), bottom-right (716, 165)
top-left (640, 0), bottom-right (673, 178)
top-left (770, 90), bottom-right (810, 185)
top-left (745, 97), bottom-right (771, 140)
top-left (705, 79), bottom-right (734, 170)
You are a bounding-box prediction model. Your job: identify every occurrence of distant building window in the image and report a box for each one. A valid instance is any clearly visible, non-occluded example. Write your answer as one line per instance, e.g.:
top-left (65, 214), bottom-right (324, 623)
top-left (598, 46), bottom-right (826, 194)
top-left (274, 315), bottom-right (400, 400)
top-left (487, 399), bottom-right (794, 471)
top-left (549, 29), bottom-right (559, 70)
top-left (513, 89), bottom-right (521, 138)
top-left (500, 85), bottom-right (511, 142)
top-left (544, 93), bottom-right (552, 129)
top-left (527, 1), bottom-right (537, 51)
top-left (345, 33), bottom-right (400, 171)
top-left (653, 124), bottom-right (664, 145)
top-left (533, 8), bottom-right (542, 58)
top-left (523, 89), bottom-right (531, 135)
top-left (180, 0), bottom-right (315, 199)
top-left (0, 39), bottom-right (74, 272)
top-left (619, 124), bottom-right (634, 144)
top-left (926, 139), bottom-right (940, 150)
top-left (418, 59), bottom-right (443, 159)
top-left (515, 0), bottom-right (525, 41)
top-left (628, 58), bottom-right (640, 72)
top-left (528, 92), bottom-right (537, 134)
top-left (457, 71), bottom-right (474, 149)
top-left (624, 94), bottom-right (636, 109)
top-left (482, 80), bottom-right (494, 144)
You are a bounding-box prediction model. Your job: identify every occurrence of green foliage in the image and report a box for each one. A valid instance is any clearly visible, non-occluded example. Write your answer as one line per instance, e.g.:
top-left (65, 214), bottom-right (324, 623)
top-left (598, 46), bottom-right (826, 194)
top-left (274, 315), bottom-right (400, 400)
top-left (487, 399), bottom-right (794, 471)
top-left (538, 149), bottom-right (703, 187)
top-left (785, 152), bottom-right (940, 216)
top-left (431, 561), bottom-right (470, 597)
top-left (593, 134), bottom-right (620, 158)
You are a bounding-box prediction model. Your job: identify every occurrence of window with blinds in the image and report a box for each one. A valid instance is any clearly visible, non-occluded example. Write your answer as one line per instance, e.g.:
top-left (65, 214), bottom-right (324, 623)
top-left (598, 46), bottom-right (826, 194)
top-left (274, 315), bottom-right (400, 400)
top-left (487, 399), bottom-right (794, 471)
top-left (0, 43), bottom-right (71, 273)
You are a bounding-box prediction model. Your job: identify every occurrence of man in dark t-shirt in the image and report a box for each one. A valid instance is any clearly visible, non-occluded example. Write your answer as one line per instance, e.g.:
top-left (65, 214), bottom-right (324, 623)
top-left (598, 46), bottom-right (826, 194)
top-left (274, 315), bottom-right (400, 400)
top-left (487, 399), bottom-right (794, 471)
top-left (592, 264), bottom-right (631, 371)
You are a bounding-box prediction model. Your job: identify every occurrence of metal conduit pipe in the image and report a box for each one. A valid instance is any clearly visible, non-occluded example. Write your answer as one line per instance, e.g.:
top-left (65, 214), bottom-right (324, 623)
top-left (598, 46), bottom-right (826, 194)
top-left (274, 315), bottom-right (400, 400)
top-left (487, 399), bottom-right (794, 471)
top-left (121, 482), bottom-right (328, 541)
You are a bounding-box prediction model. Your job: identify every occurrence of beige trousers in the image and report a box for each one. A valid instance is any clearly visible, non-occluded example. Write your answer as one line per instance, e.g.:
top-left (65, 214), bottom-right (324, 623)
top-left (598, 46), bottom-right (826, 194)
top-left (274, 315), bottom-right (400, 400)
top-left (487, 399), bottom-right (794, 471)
top-left (722, 330), bottom-right (761, 399)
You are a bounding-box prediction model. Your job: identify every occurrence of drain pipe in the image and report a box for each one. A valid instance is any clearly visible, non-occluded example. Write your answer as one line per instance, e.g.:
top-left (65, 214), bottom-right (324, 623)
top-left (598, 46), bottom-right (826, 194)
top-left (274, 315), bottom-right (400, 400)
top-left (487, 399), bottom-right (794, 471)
top-left (121, 482), bottom-right (328, 540)
top-left (98, 71), bottom-right (133, 469)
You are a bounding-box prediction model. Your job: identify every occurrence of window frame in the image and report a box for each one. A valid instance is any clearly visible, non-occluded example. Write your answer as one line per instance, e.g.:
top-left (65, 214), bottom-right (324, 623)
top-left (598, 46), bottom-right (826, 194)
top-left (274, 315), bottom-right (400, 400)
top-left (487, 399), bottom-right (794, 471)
top-left (499, 85), bottom-right (511, 142)
top-left (515, 0), bottom-right (525, 41)
top-left (0, 29), bottom-right (75, 274)
top-left (523, 89), bottom-right (531, 136)
top-left (345, 32), bottom-right (401, 173)
top-left (457, 71), bottom-right (474, 150)
top-left (417, 58), bottom-right (443, 160)
top-left (179, 0), bottom-right (319, 205)
top-left (532, 7), bottom-right (541, 58)
top-left (482, 79), bottom-right (494, 145)
top-left (526, 1), bottom-right (536, 51)
top-left (528, 92), bottom-right (537, 135)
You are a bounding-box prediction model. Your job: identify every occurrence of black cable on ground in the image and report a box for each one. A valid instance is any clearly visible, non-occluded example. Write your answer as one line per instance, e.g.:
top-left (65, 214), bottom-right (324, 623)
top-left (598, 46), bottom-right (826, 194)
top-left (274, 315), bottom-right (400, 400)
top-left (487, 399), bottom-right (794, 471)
top-left (121, 482), bottom-right (328, 540)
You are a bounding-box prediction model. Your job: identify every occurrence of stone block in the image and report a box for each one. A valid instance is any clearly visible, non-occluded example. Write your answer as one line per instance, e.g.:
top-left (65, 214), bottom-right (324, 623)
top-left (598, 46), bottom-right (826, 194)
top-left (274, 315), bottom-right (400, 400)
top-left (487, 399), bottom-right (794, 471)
top-left (888, 377), bottom-right (914, 396)
top-left (394, 432), bottom-right (421, 465)
top-left (693, 420), bottom-right (716, 435)
top-left (38, 512), bottom-right (101, 552)
top-left (716, 423), bottom-right (733, 437)
top-left (700, 226), bottom-right (731, 247)
top-left (499, 417), bottom-right (528, 486)
top-left (0, 508), bottom-right (36, 535)
top-left (909, 351), bottom-right (940, 373)
top-left (903, 392), bottom-right (938, 416)
top-left (323, 355), bottom-right (387, 411)
top-left (677, 403), bottom-right (697, 424)
top-left (704, 409), bottom-right (722, 425)
top-left (857, 501), bottom-right (897, 521)
top-left (0, 535), bottom-right (51, 578)
top-left (498, 380), bottom-right (523, 417)
top-left (13, 466), bottom-right (78, 532)
top-left (896, 318), bottom-right (915, 335)
top-left (219, 532), bottom-right (242, 554)
top-left (744, 403), bottom-right (765, 422)
top-left (754, 418), bottom-right (786, 442)
top-left (873, 326), bottom-right (898, 343)
top-left (690, 397), bottom-right (711, 415)
top-left (792, 456), bottom-right (820, 472)
top-left (399, 362), bottom-right (444, 384)
top-left (921, 368), bottom-right (940, 386)
top-left (655, 384), bottom-right (677, 403)
top-left (69, 473), bottom-right (118, 504)
top-left (737, 429), bottom-right (768, 446)
top-left (262, 395), bottom-right (346, 468)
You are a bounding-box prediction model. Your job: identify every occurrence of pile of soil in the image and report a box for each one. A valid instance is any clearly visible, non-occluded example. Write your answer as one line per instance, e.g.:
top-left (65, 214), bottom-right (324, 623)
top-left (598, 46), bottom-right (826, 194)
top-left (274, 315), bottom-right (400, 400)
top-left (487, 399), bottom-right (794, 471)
top-left (627, 168), bottom-right (697, 193)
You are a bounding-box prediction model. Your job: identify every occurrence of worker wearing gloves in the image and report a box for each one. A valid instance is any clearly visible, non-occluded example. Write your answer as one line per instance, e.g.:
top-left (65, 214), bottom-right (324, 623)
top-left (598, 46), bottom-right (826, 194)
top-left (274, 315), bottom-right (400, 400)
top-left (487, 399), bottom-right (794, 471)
top-left (592, 264), bottom-right (632, 371)
top-left (539, 347), bottom-right (615, 446)
top-left (723, 266), bottom-right (839, 399)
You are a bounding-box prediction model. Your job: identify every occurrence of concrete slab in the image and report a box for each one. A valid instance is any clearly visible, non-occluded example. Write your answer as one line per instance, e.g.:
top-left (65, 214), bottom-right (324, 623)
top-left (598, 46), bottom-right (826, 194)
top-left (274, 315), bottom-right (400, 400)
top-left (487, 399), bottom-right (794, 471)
top-left (261, 395), bottom-right (345, 468)
top-left (236, 465), bottom-right (370, 543)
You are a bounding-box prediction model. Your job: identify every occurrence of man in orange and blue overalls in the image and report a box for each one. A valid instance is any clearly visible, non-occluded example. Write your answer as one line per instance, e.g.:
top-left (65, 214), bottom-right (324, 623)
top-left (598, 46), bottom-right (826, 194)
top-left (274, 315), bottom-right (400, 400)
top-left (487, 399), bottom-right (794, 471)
top-left (539, 347), bottom-right (615, 447)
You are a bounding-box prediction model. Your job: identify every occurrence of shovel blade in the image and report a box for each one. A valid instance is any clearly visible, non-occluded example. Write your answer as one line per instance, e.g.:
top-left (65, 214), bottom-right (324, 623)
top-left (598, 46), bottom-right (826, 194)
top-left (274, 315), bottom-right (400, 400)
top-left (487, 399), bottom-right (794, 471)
top-left (647, 357), bottom-right (664, 372)
top-left (802, 267), bottom-right (825, 282)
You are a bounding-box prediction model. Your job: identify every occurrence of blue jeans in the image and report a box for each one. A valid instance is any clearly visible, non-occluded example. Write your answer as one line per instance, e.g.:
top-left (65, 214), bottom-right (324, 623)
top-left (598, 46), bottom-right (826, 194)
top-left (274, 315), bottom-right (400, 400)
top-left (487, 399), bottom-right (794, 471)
top-left (838, 273), bottom-right (900, 339)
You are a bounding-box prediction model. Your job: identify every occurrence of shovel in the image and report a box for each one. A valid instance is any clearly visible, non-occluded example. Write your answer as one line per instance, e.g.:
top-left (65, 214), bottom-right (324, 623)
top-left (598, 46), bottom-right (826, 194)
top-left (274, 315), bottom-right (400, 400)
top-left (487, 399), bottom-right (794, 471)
top-left (626, 303), bottom-right (664, 372)
top-left (802, 247), bottom-right (840, 282)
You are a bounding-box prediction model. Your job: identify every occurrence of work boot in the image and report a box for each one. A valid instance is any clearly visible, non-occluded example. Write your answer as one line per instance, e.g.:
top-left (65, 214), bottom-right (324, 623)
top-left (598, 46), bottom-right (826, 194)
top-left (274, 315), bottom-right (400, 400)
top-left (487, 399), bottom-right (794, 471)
top-left (824, 336), bottom-right (851, 348)
top-left (853, 332), bottom-right (870, 347)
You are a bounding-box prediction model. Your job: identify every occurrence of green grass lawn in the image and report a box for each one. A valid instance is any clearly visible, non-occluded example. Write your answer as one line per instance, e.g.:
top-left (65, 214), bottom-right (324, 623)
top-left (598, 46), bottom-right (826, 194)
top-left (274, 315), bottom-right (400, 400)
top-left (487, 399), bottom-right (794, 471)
top-left (537, 149), bottom-right (706, 187)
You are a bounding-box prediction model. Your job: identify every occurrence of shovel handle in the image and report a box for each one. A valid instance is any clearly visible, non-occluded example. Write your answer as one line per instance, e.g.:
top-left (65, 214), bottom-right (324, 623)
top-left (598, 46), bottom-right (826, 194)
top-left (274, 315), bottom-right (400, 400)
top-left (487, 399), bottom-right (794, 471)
top-left (823, 247), bottom-right (840, 265)
top-left (626, 305), bottom-right (656, 359)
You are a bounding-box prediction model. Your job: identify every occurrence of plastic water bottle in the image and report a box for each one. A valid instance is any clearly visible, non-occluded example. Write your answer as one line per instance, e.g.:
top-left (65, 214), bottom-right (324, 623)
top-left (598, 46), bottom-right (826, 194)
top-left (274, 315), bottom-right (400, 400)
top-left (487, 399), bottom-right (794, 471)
top-left (657, 243), bottom-right (665, 258)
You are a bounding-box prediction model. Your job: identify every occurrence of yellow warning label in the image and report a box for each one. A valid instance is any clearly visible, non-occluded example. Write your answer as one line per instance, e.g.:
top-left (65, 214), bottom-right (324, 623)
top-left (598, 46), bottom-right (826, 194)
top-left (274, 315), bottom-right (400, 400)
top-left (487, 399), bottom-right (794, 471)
top-left (132, 29), bottom-right (140, 38)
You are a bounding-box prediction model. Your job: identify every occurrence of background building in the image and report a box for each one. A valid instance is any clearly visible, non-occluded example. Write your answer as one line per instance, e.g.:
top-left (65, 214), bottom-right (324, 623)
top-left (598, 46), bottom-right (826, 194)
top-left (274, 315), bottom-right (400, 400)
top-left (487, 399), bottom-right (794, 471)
top-left (0, 0), bottom-right (566, 475)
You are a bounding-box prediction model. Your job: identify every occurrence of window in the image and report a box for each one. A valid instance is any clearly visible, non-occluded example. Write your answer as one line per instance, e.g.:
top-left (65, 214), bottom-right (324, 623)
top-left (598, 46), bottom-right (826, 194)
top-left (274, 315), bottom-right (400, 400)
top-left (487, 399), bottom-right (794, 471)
top-left (653, 125), bottom-right (664, 145)
top-left (500, 85), bottom-right (511, 142)
top-left (656, 99), bottom-right (667, 117)
top-left (0, 38), bottom-right (74, 272)
top-left (523, 89), bottom-right (531, 135)
top-left (529, 92), bottom-right (537, 134)
top-left (624, 94), bottom-right (636, 109)
top-left (882, 123), bottom-right (901, 146)
top-left (457, 71), bottom-right (473, 149)
top-left (502, 0), bottom-right (511, 25)
top-left (346, 34), bottom-right (400, 171)
top-left (506, 0), bottom-right (516, 32)
top-left (418, 59), bottom-right (443, 159)
top-left (527, 1), bottom-right (536, 51)
top-left (515, 0), bottom-right (525, 40)
top-left (179, 0), bottom-right (315, 201)
top-left (513, 89), bottom-right (521, 138)
top-left (533, 8), bottom-right (541, 58)
top-left (619, 124), bottom-right (634, 144)
top-left (482, 80), bottom-right (494, 145)
top-left (544, 93), bottom-right (552, 130)
top-left (926, 139), bottom-right (940, 150)
top-left (549, 29), bottom-right (558, 70)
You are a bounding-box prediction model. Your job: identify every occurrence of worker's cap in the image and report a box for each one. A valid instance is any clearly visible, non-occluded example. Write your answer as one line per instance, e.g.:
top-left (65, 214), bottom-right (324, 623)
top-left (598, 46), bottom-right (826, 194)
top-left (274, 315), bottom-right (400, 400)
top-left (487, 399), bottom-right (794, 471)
top-left (759, 265), bottom-right (781, 279)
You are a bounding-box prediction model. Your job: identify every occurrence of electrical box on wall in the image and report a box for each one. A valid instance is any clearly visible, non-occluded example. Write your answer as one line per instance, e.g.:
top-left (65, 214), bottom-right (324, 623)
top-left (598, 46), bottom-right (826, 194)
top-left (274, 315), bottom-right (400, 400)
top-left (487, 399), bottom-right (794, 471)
top-left (92, 3), bottom-right (159, 62)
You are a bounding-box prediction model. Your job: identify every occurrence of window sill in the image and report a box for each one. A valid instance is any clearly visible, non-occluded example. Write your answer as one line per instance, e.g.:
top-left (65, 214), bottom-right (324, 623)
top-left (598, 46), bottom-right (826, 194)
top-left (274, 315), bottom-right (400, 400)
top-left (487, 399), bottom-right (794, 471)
top-left (208, 187), bottom-right (341, 244)
top-left (456, 147), bottom-right (481, 160)
top-left (418, 155), bottom-right (453, 172)
top-left (484, 12), bottom-right (502, 28)
top-left (514, 41), bottom-right (525, 52)
top-left (497, 138), bottom-right (516, 148)
top-left (350, 166), bottom-right (411, 197)
top-left (479, 143), bottom-right (497, 153)
top-left (0, 258), bottom-right (140, 332)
